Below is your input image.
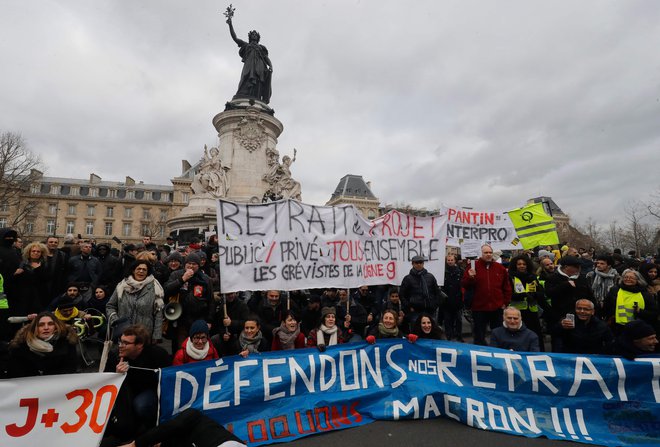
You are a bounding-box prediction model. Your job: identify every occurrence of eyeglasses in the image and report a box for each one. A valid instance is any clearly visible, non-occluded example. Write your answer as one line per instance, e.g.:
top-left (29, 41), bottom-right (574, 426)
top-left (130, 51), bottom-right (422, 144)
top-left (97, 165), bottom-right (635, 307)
top-left (118, 340), bottom-right (136, 346)
top-left (192, 335), bottom-right (208, 342)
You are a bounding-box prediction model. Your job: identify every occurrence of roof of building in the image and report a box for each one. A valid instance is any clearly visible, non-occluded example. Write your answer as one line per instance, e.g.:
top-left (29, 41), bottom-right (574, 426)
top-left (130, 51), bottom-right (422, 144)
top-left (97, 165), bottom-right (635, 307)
top-left (329, 174), bottom-right (377, 201)
top-left (528, 196), bottom-right (566, 216)
top-left (39, 177), bottom-right (173, 191)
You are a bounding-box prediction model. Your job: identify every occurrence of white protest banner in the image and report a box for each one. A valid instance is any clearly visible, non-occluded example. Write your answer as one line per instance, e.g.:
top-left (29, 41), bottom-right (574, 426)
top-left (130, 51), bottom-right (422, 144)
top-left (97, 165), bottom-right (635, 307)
top-left (442, 205), bottom-right (520, 251)
top-left (0, 372), bottom-right (125, 447)
top-left (216, 199), bottom-right (447, 292)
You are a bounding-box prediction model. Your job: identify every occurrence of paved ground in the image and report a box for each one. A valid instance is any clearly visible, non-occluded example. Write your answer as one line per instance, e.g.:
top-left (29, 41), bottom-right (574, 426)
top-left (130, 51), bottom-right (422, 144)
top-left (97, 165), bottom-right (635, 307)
top-left (287, 418), bottom-right (586, 447)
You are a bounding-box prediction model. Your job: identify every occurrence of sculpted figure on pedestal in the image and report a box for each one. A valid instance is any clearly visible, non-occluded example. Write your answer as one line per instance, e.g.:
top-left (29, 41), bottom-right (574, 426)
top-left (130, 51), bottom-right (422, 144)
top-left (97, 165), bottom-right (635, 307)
top-left (192, 145), bottom-right (230, 198)
top-left (262, 148), bottom-right (301, 201)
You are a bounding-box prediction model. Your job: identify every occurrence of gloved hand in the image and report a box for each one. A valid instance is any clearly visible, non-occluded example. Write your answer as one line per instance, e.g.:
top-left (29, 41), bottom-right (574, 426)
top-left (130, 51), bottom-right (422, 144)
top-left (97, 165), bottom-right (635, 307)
top-left (366, 335), bottom-right (376, 344)
top-left (317, 344), bottom-right (326, 352)
top-left (407, 333), bottom-right (419, 343)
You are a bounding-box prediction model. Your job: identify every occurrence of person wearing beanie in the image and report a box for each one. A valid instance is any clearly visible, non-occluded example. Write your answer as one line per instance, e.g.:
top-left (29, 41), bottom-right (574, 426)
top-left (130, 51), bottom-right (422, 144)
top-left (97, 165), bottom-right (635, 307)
top-left (544, 255), bottom-right (594, 352)
top-left (613, 320), bottom-right (658, 359)
top-left (172, 319), bottom-right (219, 366)
top-left (306, 307), bottom-right (349, 351)
top-left (164, 252), bottom-right (215, 349)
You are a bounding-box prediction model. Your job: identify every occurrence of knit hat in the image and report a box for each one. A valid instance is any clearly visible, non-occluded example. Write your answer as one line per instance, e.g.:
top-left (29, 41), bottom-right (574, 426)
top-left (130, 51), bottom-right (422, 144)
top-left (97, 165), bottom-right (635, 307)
top-left (189, 319), bottom-right (210, 337)
top-left (538, 249), bottom-right (555, 261)
top-left (321, 307), bottom-right (336, 318)
top-left (185, 252), bottom-right (202, 265)
top-left (57, 296), bottom-right (75, 310)
top-left (560, 256), bottom-right (581, 267)
top-left (166, 251), bottom-right (184, 263)
top-left (623, 320), bottom-right (656, 341)
top-left (411, 255), bottom-right (425, 263)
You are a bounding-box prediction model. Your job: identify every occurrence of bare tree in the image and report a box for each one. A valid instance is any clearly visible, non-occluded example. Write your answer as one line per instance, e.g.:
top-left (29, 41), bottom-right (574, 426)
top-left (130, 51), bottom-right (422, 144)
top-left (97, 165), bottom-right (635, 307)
top-left (648, 188), bottom-right (660, 220)
top-left (620, 202), bottom-right (655, 255)
top-left (606, 220), bottom-right (622, 251)
top-left (0, 132), bottom-right (43, 229)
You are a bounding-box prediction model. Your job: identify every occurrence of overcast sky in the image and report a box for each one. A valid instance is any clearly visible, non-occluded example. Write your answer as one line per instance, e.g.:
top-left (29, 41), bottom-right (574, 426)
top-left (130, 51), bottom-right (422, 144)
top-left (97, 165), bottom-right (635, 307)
top-left (1, 1), bottom-right (659, 225)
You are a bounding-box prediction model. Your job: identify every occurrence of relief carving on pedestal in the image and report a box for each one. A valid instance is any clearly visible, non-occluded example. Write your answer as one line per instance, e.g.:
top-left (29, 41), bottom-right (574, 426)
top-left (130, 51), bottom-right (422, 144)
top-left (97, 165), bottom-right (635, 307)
top-left (233, 111), bottom-right (266, 153)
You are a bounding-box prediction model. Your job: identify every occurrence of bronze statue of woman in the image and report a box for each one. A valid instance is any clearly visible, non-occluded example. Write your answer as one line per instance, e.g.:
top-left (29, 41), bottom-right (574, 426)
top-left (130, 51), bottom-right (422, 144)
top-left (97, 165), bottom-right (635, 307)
top-left (226, 9), bottom-right (273, 104)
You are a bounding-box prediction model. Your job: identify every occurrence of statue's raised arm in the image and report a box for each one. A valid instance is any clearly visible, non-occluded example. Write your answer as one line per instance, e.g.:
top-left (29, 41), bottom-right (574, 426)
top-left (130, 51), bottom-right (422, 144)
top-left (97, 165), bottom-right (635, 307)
top-left (223, 5), bottom-right (273, 104)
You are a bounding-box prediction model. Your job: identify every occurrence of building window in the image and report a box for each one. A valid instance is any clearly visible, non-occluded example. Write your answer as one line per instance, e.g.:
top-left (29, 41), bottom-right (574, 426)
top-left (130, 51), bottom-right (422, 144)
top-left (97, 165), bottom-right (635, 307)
top-left (104, 222), bottom-right (113, 236)
top-left (0, 203), bottom-right (8, 213)
top-left (124, 207), bottom-right (133, 219)
top-left (160, 209), bottom-right (168, 221)
top-left (0, 218), bottom-right (6, 229)
top-left (109, 189), bottom-right (117, 198)
top-left (67, 204), bottom-right (76, 215)
top-left (142, 208), bottom-right (151, 220)
top-left (70, 186), bottom-right (79, 196)
top-left (182, 192), bottom-right (189, 203)
top-left (46, 219), bottom-right (56, 234)
top-left (123, 223), bottom-right (132, 237)
top-left (127, 190), bottom-right (135, 200)
top-left (87, 205), bottom-right (95, 217)
top-left (50, 185), bottom-right (60, 195)
top-left (162, 193), bottom-right (170, 202)
top-left (157, 225), bottom-right (165, 237)
top-left (66, 220), bottom-right (75, 234)
top-left (141, 224), bottom-right (150, 236)
top-left (106, 206), bottom-right (114, 218)
top-left (85, 221), bottom-right (94, 235)
top-left (48, 203), bottom-right (57, 215)
top-left (90, 188), bottom-right (98, 198)
top-left (30, 184), bottom-right (40, 194)
top-left (25, 221), bottom-right (34, 234)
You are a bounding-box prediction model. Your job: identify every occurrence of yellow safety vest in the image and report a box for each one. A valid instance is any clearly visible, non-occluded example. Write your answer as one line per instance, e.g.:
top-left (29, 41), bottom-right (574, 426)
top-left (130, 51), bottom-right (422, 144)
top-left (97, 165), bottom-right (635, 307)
top-left (615, 289), bottom-right (645, 325)
top-left (507, 203), bottom-right (559, 249)
top-left (511, 277), bottom-right (539, 312)
top-left (0, 274), bottom-right (7, 309)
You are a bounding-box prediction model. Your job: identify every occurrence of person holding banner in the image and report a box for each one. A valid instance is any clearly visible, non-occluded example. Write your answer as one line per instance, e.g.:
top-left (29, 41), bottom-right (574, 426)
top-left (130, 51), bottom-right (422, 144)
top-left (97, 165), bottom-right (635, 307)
top-left (7, 310), bottom-right (78, 378)
top-left (380, 287), bottom-right (408, 332)
top-left (271, 310), bottom-right (306, 351)
top-left (366, 309), bottom-right (416, 343)
top-left (306, 307), bottom-right (349, 351)
top-left (461, 245), bottom-right (512, 346)
top-left (225, 315), bottom-right (269, 357)
top-left (255, 290), bottom-right (299, 345)
top-left (441, 254), bottom-right (464, 342)
top-left (410, 312), bottom-right (445, 340)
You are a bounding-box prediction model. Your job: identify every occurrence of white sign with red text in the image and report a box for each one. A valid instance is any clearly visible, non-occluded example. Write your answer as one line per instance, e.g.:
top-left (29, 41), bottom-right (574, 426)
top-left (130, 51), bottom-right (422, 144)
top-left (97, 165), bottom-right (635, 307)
top-left (216, 200), bottom-right (447, 291)
top-left (0, 373), bottom-right (125, 447)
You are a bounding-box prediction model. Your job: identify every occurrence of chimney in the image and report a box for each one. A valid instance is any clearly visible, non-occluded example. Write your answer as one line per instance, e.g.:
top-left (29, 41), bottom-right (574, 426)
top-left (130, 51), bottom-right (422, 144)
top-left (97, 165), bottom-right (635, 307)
top-left (125, 176), bottom-right (135, 186)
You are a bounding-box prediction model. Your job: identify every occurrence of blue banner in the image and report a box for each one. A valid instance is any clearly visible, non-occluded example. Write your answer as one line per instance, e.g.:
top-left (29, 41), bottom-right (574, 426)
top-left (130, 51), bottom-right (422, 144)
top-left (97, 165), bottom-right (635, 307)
top-left (158, 340), bottom-right (660, 446)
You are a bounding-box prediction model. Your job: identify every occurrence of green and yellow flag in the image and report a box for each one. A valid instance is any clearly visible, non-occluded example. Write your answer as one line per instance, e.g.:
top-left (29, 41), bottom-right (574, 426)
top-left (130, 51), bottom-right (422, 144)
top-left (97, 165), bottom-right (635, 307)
top-left (507, 203), bottom-right (559, 249)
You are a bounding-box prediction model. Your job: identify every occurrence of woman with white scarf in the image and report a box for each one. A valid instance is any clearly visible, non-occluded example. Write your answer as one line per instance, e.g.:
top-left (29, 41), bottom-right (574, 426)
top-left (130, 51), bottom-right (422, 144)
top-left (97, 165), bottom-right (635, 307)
top-left (172, 319), bottom-right (219, 365)
top-left (7, 311), bottom-right (78, 378)
top-left (271, 310), bottom-right (306, 351)
top-left (107, 260), bottom-right (165, 343)
top-left (306, 307), bottom-right (349, 352)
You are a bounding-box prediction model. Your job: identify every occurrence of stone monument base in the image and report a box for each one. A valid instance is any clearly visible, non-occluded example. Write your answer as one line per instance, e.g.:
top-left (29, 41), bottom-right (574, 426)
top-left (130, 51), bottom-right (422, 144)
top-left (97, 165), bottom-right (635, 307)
top-left (167, 197), bottom-right (219, 243)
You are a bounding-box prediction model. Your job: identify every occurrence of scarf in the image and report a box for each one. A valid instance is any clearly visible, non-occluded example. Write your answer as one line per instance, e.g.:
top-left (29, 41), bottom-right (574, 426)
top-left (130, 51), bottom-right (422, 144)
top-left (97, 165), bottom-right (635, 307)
top-left (317, 324), bottom-right (338, 346)
top-left (116, 275), bottom-right (164, 299)
top-left (409, 268), bottom-right (430, 299)
top-left (27, 333), bottom-right (57, 354)
top-left (273, 322), bottom-right (301, 350)
top-left (377, 323), bottom-right (399, 338)
top-left (54, 307), bottom-right (79, 322)
top-left (591, 269), bottom-right (618, 303)
top-left (239, 330), bottom-right (263, 353)
top-left (185, 338), bottom-right (210, 360)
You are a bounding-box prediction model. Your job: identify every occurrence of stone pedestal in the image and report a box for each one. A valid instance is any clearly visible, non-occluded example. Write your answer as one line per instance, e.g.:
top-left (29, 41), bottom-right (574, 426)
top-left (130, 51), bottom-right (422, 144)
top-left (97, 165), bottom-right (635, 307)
top-left (213, 100), bottom-right (284, 203)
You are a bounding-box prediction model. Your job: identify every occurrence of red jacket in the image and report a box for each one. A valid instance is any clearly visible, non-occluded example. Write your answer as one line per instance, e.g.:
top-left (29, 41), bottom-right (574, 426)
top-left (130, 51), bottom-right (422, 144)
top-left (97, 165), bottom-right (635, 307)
top-left (461, 259), bottom-right (512, 311)
top-left (172, 337), bottom-right (220, 366)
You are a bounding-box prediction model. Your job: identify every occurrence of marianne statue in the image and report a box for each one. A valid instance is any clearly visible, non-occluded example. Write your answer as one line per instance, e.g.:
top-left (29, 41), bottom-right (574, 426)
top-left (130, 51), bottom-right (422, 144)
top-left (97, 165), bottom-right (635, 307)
top-left (225, 5), bottom-right (273, 104)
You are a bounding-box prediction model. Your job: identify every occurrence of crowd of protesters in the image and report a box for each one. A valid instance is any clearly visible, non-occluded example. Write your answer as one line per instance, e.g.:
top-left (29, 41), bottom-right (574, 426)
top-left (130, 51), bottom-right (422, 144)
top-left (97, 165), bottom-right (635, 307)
top-left (1, 224), bottom-right (660, 446)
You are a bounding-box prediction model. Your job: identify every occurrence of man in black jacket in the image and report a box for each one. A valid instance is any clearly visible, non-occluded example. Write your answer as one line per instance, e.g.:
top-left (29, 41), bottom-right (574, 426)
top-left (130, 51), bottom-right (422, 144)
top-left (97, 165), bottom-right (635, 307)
top-left (559, 299), bottom-right (613, 354)
top-left (399, 255), bottom-right (441, 325)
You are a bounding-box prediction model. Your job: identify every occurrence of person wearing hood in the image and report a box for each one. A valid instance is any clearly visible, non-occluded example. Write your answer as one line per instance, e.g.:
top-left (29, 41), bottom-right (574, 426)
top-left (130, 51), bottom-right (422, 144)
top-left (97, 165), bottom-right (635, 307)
top-left (489, 307), bottom-right (540, 352)
top-left (604, 269), bottom-right (657, 336)
top-left (7, 311), bottom-right (78, 378)
top-left (107, 260), bottom-right (165, 343)
top-left (612, 319), bottom-right (658, 359)
top-left (400, 255), bottom-right (442, 326)
top-left (172, 319), bottom-right (219, 366)
top-left (639, 262), bottom-right (660, 299)
top-left (96, 242), bottom-right (123, 292)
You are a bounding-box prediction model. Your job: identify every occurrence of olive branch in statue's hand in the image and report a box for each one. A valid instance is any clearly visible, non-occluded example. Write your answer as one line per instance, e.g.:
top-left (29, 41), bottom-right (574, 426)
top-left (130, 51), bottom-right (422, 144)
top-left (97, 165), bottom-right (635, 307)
top-left (223, 4), bottom-right (235, 23)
